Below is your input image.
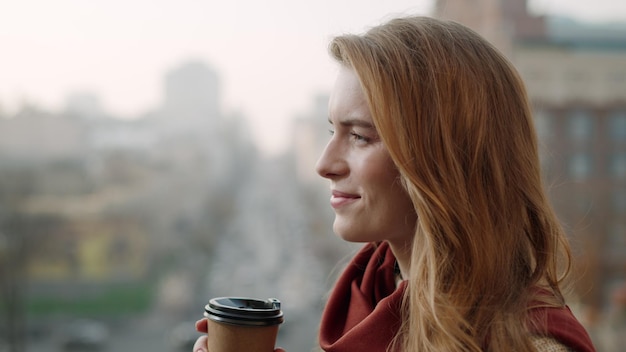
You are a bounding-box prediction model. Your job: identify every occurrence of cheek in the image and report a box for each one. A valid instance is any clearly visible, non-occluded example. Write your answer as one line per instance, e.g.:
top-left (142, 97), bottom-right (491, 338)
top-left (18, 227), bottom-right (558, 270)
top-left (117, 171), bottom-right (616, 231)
top-left (368, 169), bottom-right (408, 207)
top-left (375, 165), bottom-right (414, 216)
top-left (386, 178), bottom-right (413, 213)
top-left (359, 147), bottom-right (411, 211)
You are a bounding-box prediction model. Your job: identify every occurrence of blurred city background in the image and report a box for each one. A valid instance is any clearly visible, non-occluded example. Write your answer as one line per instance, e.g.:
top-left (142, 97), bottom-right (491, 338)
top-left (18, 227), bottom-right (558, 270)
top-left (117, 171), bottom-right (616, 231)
top-left (0, 0), bottom-right (625, 351)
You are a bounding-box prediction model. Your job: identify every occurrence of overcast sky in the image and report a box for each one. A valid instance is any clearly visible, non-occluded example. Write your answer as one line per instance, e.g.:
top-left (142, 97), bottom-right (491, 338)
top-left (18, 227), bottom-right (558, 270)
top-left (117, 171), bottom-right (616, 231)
top-left (1, 0), bottom-right (625, 154)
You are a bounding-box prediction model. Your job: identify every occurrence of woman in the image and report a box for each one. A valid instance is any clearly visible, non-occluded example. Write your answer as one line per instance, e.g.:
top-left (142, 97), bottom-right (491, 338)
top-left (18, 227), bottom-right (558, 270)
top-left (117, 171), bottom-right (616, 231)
top-left (194, 16), bottom-right (596, 351)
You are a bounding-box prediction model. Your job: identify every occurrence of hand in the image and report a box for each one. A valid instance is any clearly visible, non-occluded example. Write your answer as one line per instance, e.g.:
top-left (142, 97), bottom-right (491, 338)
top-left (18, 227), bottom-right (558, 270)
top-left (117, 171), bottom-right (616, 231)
top-left (192, 318), bottom-right (286, 352)
top-left (192, 318), bottom-right (209, 352)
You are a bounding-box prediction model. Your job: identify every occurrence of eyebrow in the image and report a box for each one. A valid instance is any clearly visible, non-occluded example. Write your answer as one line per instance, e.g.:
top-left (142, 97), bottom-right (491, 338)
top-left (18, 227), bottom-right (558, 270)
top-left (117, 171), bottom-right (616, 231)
top-left (327, 117), bottom-right (375, 129)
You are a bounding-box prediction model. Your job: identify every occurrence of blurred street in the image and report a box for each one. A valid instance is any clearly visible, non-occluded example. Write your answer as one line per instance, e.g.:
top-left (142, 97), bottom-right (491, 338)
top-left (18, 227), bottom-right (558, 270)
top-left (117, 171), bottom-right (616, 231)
top-left (22, 308), bottom-right (322, 352)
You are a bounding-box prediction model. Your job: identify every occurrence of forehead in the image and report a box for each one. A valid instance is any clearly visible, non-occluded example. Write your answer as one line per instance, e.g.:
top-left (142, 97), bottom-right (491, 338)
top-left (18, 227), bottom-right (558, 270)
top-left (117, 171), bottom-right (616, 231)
top-left (328, 66), bottom-right (371, 122)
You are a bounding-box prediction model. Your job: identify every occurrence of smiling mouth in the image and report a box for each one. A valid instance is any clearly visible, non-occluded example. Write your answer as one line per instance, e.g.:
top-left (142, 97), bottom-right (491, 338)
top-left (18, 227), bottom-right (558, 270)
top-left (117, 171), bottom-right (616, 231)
top-left (330, 191), bottom-right (360, 209)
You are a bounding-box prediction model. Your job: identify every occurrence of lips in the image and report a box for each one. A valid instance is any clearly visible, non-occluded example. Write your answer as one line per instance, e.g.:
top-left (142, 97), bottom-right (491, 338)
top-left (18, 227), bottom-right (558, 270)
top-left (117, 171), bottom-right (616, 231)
top-left (330, 190), bottom-right (361, 209)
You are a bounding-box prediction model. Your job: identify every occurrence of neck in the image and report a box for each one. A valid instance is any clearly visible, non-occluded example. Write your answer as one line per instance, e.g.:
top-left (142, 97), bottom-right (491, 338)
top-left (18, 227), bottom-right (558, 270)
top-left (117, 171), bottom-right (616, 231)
top-left (386, 240), bottom-right (411, 281)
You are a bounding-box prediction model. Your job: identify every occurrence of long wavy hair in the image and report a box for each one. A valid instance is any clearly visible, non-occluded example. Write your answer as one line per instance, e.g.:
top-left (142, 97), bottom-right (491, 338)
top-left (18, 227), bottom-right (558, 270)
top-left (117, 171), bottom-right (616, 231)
top-left (329, 16), bottom-right (572, 351)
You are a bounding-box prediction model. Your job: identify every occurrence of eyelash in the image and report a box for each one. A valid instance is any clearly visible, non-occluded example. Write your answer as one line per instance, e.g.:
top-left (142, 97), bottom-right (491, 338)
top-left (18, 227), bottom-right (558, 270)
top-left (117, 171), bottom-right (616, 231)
top-left (327, 129), bottom-right (370, 143)
top-left (350, 132), bottom-right (369, 142)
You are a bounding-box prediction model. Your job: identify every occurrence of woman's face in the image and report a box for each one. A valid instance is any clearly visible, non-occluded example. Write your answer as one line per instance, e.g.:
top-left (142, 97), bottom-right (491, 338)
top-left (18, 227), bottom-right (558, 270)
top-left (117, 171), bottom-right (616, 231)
top-left (316, 66), bottom-right (417, 246)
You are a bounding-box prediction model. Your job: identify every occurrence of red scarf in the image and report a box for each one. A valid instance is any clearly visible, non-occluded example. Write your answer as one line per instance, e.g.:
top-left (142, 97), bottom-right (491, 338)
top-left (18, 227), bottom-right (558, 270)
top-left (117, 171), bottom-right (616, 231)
top-left (319, 242), bottom-right (596, 352)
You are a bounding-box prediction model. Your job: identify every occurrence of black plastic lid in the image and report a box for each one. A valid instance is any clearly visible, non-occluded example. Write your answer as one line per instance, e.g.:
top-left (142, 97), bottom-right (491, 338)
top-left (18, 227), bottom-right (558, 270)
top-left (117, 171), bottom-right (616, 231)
top-left (204, 297), bottom-right (284, 327)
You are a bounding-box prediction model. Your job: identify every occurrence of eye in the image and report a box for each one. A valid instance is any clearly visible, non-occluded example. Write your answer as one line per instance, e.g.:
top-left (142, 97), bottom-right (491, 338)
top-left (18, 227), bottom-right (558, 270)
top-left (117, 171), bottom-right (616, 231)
top-left (350, 132), bottom-right (370, 143)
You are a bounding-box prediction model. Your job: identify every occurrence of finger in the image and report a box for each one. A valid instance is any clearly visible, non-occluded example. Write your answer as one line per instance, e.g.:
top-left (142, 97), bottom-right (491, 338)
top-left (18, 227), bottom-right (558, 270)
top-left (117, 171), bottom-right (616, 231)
top-left (192, 335), bottom-right (208, 352)
top-left (274, 348), bottom-right (286, 352)
top-left (195, 318), bottom-right (208, 333)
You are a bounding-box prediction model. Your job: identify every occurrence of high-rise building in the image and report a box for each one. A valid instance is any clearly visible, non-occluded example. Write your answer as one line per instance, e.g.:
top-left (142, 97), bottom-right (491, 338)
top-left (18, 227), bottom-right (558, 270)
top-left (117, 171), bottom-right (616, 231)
top-left (436, 0), bottom-right (626, 313)
top-left (155, 60), bottom-right (222, 140)
top-left (163, 60), bottom-right (220, 118)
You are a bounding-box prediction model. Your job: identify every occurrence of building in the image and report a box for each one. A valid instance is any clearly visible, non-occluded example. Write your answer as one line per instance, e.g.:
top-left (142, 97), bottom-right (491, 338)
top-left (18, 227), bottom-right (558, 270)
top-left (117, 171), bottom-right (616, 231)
top-left (436, 0), bottom-right (626, 316)
top-left (291, 94), bottom-right (330, 184)
top-left (0, 106), bottom-right (87, 163)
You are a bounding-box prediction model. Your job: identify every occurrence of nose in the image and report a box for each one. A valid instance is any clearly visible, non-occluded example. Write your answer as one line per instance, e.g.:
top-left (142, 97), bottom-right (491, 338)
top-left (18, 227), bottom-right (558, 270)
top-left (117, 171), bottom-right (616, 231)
top-left (315, 139), bottom-right (347, 179)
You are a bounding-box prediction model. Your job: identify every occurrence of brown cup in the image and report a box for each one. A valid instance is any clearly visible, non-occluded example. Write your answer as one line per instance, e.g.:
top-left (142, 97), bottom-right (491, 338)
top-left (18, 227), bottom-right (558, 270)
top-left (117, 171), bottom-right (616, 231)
top-left (204, 297), bottom-right (284, 352)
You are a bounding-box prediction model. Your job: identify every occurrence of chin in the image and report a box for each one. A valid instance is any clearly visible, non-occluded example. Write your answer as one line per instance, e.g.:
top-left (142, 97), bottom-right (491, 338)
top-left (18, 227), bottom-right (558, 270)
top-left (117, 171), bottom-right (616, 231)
top-left (333, 225), bottom-right (371, 243)
top-left (333, 218), bottom-right (374, 242)
top-left (337, 234), bottom-right (366, 243)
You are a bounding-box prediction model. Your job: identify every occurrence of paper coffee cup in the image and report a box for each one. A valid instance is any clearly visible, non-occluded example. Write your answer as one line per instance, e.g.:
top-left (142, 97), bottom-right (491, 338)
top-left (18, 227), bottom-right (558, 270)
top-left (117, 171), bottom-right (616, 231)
top-left (204, 297), bottom-right (284, 352)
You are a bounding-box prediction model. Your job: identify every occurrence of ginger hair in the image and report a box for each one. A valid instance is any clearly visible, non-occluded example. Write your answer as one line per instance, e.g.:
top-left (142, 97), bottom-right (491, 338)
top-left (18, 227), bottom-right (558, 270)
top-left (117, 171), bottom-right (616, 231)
top-left (329, 16), bottom-right (572, 351)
